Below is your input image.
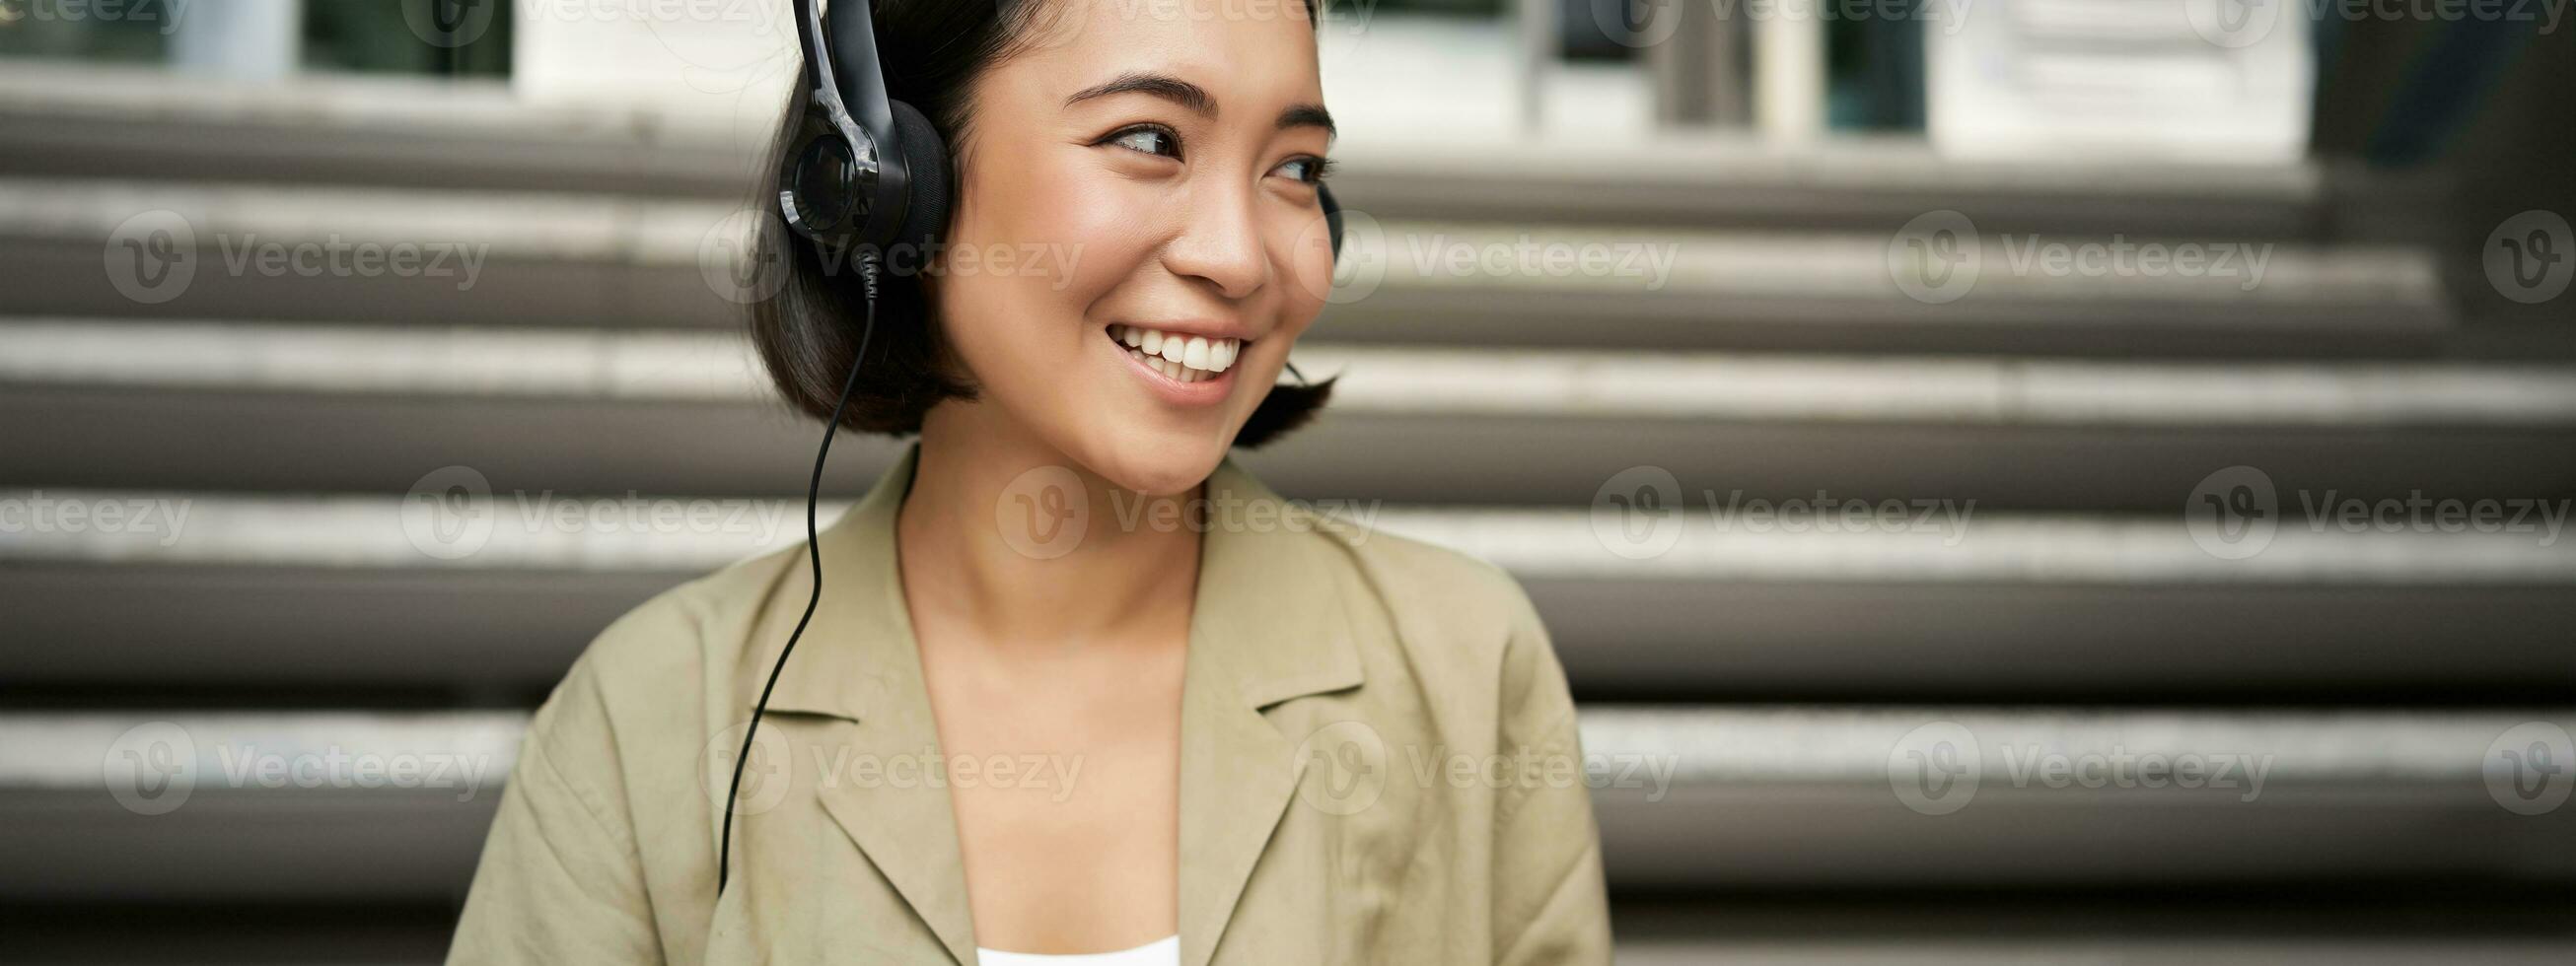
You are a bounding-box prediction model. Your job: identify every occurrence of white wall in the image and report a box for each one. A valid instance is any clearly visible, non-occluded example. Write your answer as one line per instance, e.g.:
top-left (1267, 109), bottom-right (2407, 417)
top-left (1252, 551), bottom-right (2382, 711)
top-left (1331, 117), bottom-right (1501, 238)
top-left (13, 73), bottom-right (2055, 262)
top-left (1927, 0), bottom-right (2313, 162)
top-left (510, 0), bottom-right (801, 132)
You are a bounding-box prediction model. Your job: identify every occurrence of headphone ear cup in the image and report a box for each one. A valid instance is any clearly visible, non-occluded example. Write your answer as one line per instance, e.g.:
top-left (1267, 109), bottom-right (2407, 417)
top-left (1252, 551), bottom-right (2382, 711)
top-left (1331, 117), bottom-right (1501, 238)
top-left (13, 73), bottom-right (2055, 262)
top-left (1320, 181), bottom-right (1343, 265)
top-left (885, 100), bottom-right (951, 257)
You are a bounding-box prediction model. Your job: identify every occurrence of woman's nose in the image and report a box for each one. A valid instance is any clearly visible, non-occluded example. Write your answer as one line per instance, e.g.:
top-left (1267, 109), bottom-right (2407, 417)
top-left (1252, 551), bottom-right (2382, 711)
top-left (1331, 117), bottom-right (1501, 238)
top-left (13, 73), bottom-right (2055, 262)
top-left (1161, 182), bottom-right (1268, 302)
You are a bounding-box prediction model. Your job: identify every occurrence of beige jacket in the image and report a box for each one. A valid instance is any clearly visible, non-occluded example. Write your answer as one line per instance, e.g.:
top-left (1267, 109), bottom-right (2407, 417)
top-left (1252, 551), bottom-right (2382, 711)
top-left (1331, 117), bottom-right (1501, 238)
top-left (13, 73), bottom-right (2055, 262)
top-left (449, 441), bottom-right (1612, 964)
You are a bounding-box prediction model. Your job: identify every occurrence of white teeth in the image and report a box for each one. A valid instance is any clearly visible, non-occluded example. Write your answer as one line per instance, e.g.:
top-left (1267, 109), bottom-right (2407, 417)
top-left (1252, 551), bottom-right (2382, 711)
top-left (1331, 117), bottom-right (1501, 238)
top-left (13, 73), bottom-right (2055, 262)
top-left (1113, 324), bottom-right (1242, 381)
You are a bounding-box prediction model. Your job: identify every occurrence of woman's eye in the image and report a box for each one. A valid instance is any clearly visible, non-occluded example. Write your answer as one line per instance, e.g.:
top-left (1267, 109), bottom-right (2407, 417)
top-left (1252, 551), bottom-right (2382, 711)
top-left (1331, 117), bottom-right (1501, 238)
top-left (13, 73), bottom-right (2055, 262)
top-left (1107, 125), bottom-right (1181, 160)
top-left (1277, 155), bottom-right (1336, 185)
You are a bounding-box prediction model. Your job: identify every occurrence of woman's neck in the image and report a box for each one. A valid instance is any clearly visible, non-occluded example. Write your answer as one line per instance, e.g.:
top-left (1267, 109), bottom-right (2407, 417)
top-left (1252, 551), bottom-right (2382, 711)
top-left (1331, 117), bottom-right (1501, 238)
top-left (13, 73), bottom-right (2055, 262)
top-left (894, 411), bottom-right (1205, 656)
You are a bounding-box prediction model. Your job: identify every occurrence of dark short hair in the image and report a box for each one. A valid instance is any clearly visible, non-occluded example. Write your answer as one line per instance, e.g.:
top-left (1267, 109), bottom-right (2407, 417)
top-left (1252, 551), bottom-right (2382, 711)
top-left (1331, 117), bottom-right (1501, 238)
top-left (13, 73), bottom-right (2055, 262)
top-left (747, 0), bottom-right (1334, 448)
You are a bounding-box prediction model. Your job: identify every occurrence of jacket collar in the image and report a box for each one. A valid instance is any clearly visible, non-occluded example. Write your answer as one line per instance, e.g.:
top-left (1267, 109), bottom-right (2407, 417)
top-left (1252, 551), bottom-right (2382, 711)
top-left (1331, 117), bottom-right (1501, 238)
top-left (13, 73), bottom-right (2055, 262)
top-left (756, 440), bottom-right (1365, 966)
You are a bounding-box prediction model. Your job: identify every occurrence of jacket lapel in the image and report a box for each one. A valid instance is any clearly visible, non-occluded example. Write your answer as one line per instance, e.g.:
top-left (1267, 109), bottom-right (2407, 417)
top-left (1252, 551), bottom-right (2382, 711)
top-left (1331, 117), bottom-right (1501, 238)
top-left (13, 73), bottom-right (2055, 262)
top-left (1178, 455), bottom-right (1367, 966)
top-left (750, 443), bottom-right (1366, 966)
top-left (753, 442), bottom-right (978, 966)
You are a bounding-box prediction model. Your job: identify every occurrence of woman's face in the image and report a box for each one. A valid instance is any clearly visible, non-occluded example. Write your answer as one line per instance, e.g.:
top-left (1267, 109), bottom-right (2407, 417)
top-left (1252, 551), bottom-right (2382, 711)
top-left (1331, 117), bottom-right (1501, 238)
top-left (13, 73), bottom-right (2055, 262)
top-left (925, 0), bottom-right (1335, 496)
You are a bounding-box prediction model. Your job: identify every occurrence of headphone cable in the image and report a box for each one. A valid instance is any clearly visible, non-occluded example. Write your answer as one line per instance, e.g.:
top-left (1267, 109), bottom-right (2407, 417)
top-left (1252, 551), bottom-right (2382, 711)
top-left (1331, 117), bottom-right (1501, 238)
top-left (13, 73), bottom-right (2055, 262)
top-left (718, 251), bottom-right (880, 896)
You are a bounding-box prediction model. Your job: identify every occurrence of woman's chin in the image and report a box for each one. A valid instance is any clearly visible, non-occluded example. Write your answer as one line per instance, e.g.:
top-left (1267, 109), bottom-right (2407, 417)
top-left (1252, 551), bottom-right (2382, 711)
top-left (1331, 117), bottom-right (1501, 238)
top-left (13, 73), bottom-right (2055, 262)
top-left (1083, 436), bottom-right (1229, 499)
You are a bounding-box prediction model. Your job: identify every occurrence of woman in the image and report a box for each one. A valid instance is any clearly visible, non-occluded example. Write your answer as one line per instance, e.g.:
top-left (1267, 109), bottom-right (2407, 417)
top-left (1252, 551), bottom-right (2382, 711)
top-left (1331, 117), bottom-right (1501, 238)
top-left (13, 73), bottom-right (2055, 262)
top-left (449, 1), bottom-right (1610, 962)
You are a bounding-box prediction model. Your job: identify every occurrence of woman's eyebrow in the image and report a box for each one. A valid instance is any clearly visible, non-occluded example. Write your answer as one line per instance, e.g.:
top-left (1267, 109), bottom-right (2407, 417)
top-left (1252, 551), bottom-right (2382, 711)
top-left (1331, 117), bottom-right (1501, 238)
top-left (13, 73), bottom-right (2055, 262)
top-left (1066, 70), bottom-right (1336, 142)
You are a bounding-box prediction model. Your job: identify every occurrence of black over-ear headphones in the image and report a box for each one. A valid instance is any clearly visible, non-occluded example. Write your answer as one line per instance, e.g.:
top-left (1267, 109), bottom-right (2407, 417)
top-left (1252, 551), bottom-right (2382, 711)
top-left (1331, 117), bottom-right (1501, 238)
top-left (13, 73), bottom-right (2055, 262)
top-left (723, 0), bottom-right (1345, 897)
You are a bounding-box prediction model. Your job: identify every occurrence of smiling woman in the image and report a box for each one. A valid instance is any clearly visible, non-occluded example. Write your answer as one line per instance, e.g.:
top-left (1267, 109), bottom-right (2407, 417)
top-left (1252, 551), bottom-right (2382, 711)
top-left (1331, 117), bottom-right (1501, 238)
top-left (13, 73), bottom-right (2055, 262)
top-left (746, 0), bottom-right (1341, 475)
top-left (446, 1), bottom-right (1611, 964)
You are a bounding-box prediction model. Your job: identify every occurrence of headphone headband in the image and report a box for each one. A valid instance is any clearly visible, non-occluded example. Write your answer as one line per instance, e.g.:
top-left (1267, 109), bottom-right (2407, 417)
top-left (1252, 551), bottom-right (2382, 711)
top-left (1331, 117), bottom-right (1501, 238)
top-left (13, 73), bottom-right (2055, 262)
top-left (781, 0), bottom-right (915, 257)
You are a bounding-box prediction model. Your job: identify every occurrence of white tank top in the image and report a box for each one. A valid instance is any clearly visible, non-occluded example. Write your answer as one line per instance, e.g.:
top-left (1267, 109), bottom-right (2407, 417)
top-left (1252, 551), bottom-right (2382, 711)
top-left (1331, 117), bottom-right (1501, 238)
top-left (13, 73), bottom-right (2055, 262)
top-left (974, 934), bottom-right (1180, 966)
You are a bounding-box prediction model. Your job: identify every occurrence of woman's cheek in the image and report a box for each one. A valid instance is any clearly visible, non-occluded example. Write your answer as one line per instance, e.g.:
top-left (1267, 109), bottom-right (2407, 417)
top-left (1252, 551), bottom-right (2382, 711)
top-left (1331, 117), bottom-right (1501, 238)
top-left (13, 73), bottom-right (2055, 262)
top-left (1049, 182), bottom-right (1164, 296)
top-left (1278, 202), bottom-right (1337, 328)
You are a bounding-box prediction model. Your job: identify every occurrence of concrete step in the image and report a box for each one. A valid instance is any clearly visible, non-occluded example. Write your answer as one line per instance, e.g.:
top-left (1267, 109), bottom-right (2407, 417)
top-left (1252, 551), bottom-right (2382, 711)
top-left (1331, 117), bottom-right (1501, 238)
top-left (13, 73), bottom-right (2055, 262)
top-left (1605, 891), bottom-right (2576, 965)
top-left (4, 489), bottom-right (2572, 702)
top-left (0, 178), bottom-right (2450, 356)
top-left (9, 893), bottom-right (2572, 965)
top-left (8, 320), bottom-right (2572, 513)
top-left (5, 708), bottom-right (2565, 901)
top-left (0, 62), bottom-right (2335, 239)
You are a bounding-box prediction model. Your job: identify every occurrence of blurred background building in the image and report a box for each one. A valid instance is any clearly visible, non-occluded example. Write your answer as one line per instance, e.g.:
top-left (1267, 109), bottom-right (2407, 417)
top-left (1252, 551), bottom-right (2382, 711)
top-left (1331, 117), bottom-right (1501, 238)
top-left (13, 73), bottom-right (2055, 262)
top-left (2, 0), bottom-right (2572, 961)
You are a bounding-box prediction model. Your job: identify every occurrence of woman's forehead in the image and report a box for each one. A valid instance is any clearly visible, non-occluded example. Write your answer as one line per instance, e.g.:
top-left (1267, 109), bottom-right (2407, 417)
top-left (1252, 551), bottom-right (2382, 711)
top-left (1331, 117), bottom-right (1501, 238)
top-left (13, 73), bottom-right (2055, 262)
top-left (997, 0), bottom-right (1324, 103)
